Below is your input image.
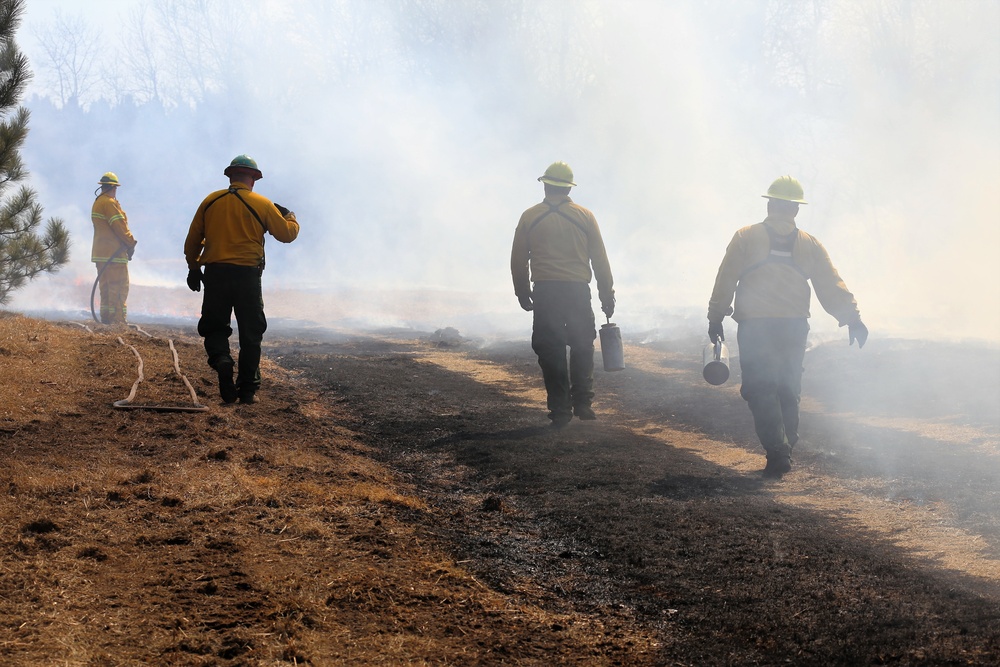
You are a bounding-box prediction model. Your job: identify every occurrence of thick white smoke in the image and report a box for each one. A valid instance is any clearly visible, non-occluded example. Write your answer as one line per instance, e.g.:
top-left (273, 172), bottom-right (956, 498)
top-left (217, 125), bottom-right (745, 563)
top-left (10, 0), bottom-right (1000, 343)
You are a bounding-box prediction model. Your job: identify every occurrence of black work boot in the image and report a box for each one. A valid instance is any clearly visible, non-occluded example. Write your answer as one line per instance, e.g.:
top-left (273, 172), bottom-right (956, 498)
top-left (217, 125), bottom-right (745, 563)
top-left (574, 405), bottom-right (597, 420)
top-left (549, 411), bottom-right (573, 429)
top-left (215, 360), bottom-right (237, 403)
top-left (762, 448), bottom-right (792, 479)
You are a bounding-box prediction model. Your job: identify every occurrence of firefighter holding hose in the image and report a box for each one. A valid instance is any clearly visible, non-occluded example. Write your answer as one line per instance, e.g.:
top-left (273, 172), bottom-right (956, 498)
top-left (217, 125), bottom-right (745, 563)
top-left (511, 161), bottom-right (616, 428)
top-left (183, 155), bottom-right (300, 405)
top-left (91, 172), bottom-right (137, 325)
top-left (707, 176), bottom-right (868, 478)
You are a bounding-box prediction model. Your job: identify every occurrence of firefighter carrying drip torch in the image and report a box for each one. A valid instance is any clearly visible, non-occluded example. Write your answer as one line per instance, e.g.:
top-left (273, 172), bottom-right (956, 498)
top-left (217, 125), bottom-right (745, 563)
top-left (707, 176), bottom-right (869, 479)
top-left (511, 161), bottom-right (616, 428)
top-left (91, 172), bottom-right (137, 325)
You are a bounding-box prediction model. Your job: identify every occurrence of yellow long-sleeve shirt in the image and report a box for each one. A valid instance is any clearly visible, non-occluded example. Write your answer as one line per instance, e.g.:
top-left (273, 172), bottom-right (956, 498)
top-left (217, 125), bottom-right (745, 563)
top-left (184, 182), bottom-right (299, 269)
top-left (708, 214), bottom-right (860, 325)
top-left (510, 194), bottom-right (614, 303)
top-left (91, 194), bottom-right (136, 264)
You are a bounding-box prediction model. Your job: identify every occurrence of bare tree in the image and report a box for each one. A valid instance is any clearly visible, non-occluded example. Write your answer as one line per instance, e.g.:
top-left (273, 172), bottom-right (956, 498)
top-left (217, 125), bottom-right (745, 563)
top-left (150, 0), bottom-right (251, 106)
top-left (31, 8), bottom-right (102, 108)
top-left (271, 0), bottom-right (395, 88)
top-left (119, 3), bottom-right (164, 105)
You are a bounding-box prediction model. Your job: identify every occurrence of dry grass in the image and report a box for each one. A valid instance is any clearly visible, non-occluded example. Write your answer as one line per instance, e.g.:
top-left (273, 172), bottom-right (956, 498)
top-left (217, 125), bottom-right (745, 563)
top-left (0, 313), bottom-right (655, 665)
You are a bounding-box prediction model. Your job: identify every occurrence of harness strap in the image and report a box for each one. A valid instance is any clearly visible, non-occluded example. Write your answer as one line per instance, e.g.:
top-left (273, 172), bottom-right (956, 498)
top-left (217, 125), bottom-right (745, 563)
top-left (204, 187), bottom-right (268, 232)
top-left (203, 187), bottom-right (268, 271)
top-left (526, 202), bottom-right (589, 251)
top-left (739, 225), bottom-right (809, 280)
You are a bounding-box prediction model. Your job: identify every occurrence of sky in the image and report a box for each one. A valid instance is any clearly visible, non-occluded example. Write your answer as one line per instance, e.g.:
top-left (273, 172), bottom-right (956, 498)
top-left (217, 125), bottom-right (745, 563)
top-left (8, 0), bottom-right (1000, 343)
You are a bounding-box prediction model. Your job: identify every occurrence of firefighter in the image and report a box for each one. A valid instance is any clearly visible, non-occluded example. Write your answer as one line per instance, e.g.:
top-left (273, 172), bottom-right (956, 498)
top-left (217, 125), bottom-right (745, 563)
top-left (707, 176), bottom-right (868, 478)
top-left (511, 162), bottom-right (616, 428)
top-left (91, 172), bottom-right (137, 325)
top-left (183, 155), bottom-right (300, 404)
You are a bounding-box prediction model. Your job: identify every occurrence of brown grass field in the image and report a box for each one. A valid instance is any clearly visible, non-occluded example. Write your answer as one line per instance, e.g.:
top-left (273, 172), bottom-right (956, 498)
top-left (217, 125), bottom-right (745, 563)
top-left (1, 311), bottom-right (998, 665)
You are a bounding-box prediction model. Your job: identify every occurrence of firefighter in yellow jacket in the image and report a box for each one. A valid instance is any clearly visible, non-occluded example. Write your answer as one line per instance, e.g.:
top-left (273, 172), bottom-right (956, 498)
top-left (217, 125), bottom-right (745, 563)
top-left (511, 162), bottom-right (615, 428)
top-left (184, 155), bottom-right (300, 405)
top-left (91, 172), bottom-right (137, 325)
top-left (707, 176), bottom-right (868, 478)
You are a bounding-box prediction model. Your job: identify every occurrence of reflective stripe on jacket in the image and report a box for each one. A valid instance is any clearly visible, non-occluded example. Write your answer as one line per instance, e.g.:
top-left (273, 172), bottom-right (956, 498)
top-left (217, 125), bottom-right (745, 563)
top-left (510, 194), bottom-right (614, 303)
top-left (708, 214), bottom-right (859, 325)
top-left (184, 182), bottom-right (299, 269)
top-left (91, 194), bottom-right (135, 264)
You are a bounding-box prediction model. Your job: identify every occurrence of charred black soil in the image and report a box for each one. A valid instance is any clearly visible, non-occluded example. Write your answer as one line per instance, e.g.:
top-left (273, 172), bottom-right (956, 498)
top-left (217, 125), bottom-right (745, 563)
top-left (270, 331), bottom-right (1000, 665)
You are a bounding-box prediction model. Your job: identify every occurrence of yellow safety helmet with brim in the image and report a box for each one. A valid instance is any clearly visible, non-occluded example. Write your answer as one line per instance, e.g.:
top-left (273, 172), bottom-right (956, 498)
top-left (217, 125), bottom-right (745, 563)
top-left (98, 172), bottom-right (121, 187)
top-left (538, 161), bottom-right (576, 187)
top-left (224, 154), bottom-right (263, 180)
top-left (762, 175), bottom-right (807, 204)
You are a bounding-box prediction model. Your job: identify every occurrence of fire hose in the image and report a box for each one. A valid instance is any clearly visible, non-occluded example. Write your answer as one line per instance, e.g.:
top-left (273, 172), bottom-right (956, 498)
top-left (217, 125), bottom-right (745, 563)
top-left (64, 322), bottom-right (208, 412)
top-left (113, 333), bottom-right (209, 412)
top-left (90, 245), bottom-right (127, 324)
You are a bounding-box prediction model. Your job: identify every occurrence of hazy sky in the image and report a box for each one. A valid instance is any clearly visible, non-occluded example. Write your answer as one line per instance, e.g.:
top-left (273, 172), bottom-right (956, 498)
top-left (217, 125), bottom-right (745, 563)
top-left (21, 0), bottom-right (139, 43)
top-left (10, 0), bottom-right (1000, 342)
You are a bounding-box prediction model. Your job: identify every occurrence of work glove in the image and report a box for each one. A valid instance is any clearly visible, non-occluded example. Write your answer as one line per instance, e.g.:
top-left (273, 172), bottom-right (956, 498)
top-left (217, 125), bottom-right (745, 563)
top-left (274, 203), bottom-right (290, 216)
top-left (517, 294), bottom-right (533, 312)
top-left (708, 320), bottom-right (725, 344)
top-left (849, 319), bottom-right (868, 349)
top-left (186, 267), bottom-right (203, 293)
top-left (601, 297), bottom-right (615, 319)
top-left (127, 245), bottom-right (135, 260)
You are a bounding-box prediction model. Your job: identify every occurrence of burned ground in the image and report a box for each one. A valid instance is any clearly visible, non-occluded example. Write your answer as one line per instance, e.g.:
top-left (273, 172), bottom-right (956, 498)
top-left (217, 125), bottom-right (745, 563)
top-left (1, 312), bottom-right (998, 665)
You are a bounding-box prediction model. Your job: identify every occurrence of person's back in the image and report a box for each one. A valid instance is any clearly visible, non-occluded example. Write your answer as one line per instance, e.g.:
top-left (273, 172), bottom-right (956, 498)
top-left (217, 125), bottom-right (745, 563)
top-left (516, 195), bottom-right (604, 285)
top-left (184, 155), bottom-right (299, 405)
top-left (511, 162), bottom-right (615, 427)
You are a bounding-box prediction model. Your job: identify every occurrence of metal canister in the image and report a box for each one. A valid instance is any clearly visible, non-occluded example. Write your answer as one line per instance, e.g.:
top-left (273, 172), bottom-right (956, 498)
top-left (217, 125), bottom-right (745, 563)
top-left (702, 341), bottom-right (730, 385)
top-left (599, 322), bottom-right (625, 372)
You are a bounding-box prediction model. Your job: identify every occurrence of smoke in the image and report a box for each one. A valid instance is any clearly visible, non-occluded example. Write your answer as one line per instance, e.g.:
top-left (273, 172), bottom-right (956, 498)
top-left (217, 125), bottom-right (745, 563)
top-left (10, 0), bottom-right (1000, 342)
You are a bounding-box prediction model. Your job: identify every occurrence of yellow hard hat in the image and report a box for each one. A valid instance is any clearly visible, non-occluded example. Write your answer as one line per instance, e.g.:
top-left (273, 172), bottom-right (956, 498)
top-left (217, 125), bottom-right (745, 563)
top-left (99, 172), bottom-right (121, 187)
top-left (538, 161), bottom-right (576, 187)
top-left (762, 176), bottom-right (807, 204)
top-left (224, 154), bottom-right (263, 180)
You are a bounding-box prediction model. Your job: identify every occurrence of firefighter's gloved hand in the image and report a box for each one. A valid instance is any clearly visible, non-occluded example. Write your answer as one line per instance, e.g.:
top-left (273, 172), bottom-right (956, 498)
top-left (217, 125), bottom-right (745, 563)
top-left (274, 203), bottom-right (290, 216)
top-left (709, 320), bottom-right (725, 343)
top-left (127, 245), bottom-right (135, 260)
top-left (849, 319), bottom-right (868, 349)
top-left (518, 294), bottom-right (533, 312)
top-left (186, 267), bottom-right (203, 293)
top-left (601, 298), bottom-right (615, 319)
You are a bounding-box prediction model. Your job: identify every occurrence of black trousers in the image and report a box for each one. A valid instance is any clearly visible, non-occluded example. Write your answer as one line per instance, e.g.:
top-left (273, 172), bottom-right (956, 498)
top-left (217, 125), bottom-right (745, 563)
top-left (736, 318), bottom-right (809, 457)
top-left (198, 263), bottom-right (267, 393)
top-left (530, 281), bottom-right (597, 420)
